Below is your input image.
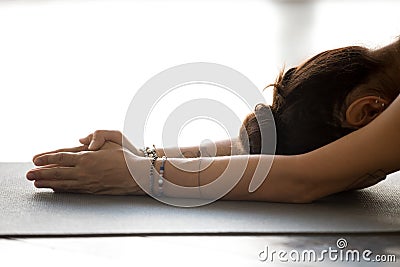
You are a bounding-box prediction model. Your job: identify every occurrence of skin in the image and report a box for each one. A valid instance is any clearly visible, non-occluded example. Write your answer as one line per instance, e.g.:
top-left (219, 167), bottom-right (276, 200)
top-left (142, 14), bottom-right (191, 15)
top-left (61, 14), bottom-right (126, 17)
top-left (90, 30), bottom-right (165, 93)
top-left (26, 39), bottom-right (400, 203)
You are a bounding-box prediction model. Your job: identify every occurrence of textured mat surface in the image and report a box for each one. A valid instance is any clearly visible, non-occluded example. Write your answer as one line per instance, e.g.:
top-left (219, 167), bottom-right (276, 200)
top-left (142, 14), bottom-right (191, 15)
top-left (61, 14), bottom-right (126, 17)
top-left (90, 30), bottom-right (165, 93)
top-left (0, 162), bottom-right (399, 236)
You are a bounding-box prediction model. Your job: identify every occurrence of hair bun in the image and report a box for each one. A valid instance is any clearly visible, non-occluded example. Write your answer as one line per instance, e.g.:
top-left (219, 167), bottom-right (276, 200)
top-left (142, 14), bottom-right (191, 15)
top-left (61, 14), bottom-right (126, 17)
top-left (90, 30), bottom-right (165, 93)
top-left (254, 103), bottom-right (276, 154)
top-left (238, 103), bottom-right (276, 155)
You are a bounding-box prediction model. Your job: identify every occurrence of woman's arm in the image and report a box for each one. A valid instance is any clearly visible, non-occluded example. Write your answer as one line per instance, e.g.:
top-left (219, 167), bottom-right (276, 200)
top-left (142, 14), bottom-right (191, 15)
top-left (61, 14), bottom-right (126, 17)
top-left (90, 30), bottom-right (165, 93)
top-left (157, 137), bottom-right (241, 158)
top-left (32, 131), bottom-right (238, 163)
top-left (132, 94), bottom-right (400, 203)
top-left (128, 152), bottom-right (304, 202)
top-left (29, 95), bottom-right (400, 203)
top-left (78, 130), bottom-right (240, 157)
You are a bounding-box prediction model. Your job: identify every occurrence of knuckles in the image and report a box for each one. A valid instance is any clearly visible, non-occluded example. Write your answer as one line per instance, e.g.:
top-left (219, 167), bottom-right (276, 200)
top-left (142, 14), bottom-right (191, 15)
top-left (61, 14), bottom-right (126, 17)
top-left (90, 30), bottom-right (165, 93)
top-left (77, 152), bottom-right (93, 167)
top-left (56, 153), bottom-right (65, 164)
top-left (93, 130), bottom-right (104, 136)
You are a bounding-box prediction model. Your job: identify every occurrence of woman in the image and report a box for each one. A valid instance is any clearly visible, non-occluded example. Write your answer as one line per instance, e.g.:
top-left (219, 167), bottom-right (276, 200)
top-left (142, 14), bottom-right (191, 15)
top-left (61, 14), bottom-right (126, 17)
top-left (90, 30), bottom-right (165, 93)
top-left (26, 38), bottom-right (400, 203)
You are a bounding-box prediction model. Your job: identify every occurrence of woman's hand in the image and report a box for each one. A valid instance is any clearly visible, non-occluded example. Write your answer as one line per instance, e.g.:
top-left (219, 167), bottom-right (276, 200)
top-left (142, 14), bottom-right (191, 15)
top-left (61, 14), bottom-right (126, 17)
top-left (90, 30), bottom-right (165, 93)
top-left (79, 130), bottom-right (144, 156)
top-left (32, 144), bottom-right (89, 163)
top-left (26, 142), bottom-right (145, 195)
top-left (32, 130), bottom-right (143, 163)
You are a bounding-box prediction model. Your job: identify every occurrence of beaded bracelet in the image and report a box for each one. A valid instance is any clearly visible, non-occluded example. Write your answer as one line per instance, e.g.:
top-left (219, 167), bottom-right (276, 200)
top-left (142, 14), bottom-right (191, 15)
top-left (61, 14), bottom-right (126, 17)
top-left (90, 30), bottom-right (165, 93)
top-left (143, 145), bottom-right (158, 195)
top-left (157, 156), bottom-right (167, 197)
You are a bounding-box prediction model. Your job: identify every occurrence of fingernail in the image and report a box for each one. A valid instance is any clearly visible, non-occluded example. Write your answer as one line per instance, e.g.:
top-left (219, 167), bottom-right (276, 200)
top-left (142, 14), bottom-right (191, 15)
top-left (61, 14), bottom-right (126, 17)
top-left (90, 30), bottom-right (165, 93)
top-left (27, 172), bottom-right (36, 180)
top-left (34, 158), bottom-right (42, 165)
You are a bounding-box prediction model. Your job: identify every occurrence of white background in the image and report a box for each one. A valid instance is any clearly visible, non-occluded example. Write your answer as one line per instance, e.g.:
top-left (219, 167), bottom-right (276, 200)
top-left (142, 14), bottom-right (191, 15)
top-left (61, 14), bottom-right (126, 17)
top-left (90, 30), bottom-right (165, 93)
top-left (0, 0), bottom-right (399, 161)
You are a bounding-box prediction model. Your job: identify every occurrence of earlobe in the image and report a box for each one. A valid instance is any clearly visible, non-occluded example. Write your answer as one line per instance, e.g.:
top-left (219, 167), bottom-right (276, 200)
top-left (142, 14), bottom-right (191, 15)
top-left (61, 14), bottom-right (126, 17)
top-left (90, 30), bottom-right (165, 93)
top-left (345, 96), bottom-right (388, 127)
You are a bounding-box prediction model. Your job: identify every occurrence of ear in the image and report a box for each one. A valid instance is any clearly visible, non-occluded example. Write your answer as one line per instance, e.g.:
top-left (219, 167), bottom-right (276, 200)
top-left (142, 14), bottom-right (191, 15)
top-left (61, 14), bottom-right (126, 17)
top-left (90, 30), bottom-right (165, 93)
top-left (345, 96), bottom-right (388, 127)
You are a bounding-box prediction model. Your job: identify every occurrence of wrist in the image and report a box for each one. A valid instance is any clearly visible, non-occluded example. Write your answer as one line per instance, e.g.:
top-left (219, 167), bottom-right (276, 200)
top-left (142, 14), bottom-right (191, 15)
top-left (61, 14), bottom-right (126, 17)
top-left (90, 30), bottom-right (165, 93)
top-left (136, 148), bottom-right (146, 157)
top-left (122, 151), bottom-right (148, 193)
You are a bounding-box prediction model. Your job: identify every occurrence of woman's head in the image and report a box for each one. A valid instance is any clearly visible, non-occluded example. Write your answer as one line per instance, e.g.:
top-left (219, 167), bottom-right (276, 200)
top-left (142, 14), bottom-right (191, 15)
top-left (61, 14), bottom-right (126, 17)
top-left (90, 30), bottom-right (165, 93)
top-left (240, 40), bottom-right (400, 155)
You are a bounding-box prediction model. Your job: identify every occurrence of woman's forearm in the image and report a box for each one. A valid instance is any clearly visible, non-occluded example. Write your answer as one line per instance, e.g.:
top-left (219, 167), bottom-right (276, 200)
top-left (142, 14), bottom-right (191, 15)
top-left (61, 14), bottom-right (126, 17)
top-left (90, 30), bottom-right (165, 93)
top-left (130, 152), bottom-right (307, 203)
top-left (154, 138), bottom-right (242, 158)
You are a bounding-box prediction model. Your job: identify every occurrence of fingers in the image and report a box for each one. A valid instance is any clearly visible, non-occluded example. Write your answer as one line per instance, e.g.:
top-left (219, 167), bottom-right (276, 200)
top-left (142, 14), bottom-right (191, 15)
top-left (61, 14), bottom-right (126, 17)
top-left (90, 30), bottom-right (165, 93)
top-left (33, 152), bottom-right (79, 167)
top-left (79, 133), bottom-right (93, 145)
top-left (27, 166), bottom-right (77, 181)
top-left (80, 130), bottom-right (122, 151)
top-left (33, 145), bottom-right (88, 162)
top-left (34, 179), bottom-right (80, 191)
top-left (31, 172), bottom-right (94, 194)
top-left (89, 131), bottom-right (106, 150)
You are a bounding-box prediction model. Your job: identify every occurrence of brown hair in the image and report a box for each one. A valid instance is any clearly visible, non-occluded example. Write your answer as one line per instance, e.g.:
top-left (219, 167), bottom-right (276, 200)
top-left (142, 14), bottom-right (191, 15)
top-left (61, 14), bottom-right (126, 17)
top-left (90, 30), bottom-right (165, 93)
top-left (240, 46), bottom-right (398, 155)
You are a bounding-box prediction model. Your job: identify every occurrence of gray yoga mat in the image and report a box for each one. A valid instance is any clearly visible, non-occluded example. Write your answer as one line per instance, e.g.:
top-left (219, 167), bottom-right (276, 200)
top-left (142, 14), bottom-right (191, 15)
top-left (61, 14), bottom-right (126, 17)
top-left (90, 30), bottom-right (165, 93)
top-left (0, 162), bottom-right (399, 236)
